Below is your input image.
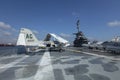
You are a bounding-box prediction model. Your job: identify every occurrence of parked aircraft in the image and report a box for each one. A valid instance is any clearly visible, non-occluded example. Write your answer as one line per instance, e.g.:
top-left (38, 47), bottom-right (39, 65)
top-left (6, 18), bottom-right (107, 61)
top-left (16, 28), bottom-right (46, 52)
top-left (102, 41), bottom-right (120, 54)
top-left (82, 41), bottom-right (103, 50)
top-left (16, 28), bottom-right (70, 52)
top-left (49, 33), bottom-right (70, 47)
top-left (83, 40), bottom-right (120, 54)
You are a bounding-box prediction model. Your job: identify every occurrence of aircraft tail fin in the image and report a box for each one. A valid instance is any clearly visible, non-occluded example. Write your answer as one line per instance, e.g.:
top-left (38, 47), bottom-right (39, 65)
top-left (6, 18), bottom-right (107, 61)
top-left (16, 28), bottom-right (39, 46)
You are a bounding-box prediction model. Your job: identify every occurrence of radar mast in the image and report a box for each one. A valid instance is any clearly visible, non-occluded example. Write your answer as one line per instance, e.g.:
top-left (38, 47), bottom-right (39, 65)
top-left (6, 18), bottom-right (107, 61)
top-left (73, 19), bottom-right (88, 47)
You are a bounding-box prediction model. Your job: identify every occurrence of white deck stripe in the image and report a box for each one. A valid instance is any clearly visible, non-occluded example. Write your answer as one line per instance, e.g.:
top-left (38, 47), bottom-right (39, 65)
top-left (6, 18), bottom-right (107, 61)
top-left (34, 52), bottom-right (55, 80)
top-left (0, 56), bottom-right (28, 73)
top-left (0, 55), bottom-right (19, 61)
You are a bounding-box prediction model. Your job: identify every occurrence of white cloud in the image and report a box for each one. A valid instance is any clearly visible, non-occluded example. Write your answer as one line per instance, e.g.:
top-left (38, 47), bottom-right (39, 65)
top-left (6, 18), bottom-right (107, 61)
top-left (0, 22), bottom-right (11, 29)
top-left (60, 33), bottom-right (71, 38)
top-left (0, 21), bottom-right (19, 44)
top-left (3, 31), bottom-right (12, 36)
top-left (108, 20), bottom-right (120, 27)
top-left (12, 28), bottom-right (18, 32)
top-left (0, 22), bottom-right (18, 32)
top-left (60, 33), bottom-right (74, 42)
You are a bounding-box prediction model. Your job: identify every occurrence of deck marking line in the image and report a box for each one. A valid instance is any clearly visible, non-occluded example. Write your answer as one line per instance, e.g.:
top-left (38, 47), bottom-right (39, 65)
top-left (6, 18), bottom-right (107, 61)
top-left (34, 52), bottom-right (55, 80)
top-left (0, 56), bottom-right (28, 73)
top-left (67, 49), bottom-right (120, 61)
top-left (0, 56), bottom-right (28, 69)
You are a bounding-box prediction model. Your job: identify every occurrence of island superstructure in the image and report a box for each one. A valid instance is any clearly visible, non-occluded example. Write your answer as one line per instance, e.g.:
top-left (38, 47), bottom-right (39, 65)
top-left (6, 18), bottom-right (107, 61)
top-left (73, 20), bottom-right (88, 47)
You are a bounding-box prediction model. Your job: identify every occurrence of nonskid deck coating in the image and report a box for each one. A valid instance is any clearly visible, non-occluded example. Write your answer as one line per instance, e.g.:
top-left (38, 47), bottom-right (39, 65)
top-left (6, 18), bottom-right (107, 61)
top-left (0, 49), bottom-right (120, 80)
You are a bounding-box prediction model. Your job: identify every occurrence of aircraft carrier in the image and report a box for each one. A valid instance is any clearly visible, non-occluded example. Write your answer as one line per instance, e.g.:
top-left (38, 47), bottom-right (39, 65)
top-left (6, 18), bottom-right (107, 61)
top-left (0, 46), bottom-right (120, 80)
top-left (0, 21), bottom-right (120, 80)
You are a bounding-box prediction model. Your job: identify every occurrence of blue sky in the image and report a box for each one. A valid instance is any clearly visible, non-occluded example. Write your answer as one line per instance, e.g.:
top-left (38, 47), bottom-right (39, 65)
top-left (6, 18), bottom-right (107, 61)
top-left (0, 0), bottom-right (120, 43)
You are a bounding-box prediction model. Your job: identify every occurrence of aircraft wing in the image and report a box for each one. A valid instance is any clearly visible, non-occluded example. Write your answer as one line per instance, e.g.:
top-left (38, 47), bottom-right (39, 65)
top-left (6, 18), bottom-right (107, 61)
top-left (49, 33), bottom-right (70, 47)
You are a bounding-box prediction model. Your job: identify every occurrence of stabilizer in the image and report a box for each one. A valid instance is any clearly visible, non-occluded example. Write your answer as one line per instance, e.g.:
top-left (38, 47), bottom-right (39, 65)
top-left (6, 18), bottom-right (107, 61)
top-left (17, 28), bottom-right (39, 46)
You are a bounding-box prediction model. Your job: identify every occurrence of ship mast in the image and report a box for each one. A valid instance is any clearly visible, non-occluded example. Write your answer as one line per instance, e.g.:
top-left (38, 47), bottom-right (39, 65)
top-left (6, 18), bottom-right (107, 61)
top-left (73, 19), bottom-right (88, 47)
top-left (76, 19), bottom-right (80, 32)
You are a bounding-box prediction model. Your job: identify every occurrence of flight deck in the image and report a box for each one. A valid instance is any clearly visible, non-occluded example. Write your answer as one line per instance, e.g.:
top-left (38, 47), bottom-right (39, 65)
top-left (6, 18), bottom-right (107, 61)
top-left (0, 47), bottom-right (120, 80)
